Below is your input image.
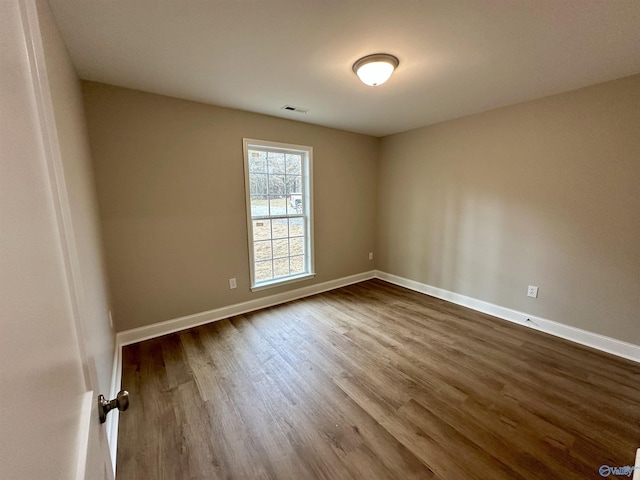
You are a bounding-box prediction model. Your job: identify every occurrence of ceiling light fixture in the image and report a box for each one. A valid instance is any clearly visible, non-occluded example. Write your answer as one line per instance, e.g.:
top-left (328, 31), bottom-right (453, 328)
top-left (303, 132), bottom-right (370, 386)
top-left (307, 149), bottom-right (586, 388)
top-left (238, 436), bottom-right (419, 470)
top-left (352, 53), bottom-right (399, 86)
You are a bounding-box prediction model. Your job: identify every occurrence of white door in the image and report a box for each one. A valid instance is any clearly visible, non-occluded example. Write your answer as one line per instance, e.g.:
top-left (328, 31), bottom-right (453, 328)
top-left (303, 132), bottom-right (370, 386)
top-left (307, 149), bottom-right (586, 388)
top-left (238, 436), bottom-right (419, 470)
top-left (0, 0), bottom-right (115, 478)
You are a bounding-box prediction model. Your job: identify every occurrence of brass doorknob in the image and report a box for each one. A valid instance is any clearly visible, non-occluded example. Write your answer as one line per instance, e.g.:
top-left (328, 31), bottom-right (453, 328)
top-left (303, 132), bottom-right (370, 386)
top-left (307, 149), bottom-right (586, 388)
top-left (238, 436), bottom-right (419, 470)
top-left (98, 390), bottom-right (129, 424)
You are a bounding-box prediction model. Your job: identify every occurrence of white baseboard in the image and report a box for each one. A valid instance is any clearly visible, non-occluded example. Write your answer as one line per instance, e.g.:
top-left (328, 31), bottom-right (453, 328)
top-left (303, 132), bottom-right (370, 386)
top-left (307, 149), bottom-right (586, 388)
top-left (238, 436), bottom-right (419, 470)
top-left (116, 270), bottom-right (376, 347)
top-left (115, 268), bottom-right (640, 362)
top-left (375, 270), bottom-right (640, 364)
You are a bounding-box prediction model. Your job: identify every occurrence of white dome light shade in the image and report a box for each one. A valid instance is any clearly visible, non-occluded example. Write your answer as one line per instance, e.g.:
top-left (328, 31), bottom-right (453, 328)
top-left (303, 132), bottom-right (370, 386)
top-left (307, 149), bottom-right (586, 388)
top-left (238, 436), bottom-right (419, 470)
top-left (352, 54), bottom-right (399, 86)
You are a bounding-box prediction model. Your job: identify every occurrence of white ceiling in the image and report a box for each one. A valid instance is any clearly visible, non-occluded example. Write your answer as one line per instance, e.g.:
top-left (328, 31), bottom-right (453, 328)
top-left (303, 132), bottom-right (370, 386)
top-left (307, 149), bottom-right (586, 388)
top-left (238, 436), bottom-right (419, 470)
top-left (49, 0), bottom-right (640, 137)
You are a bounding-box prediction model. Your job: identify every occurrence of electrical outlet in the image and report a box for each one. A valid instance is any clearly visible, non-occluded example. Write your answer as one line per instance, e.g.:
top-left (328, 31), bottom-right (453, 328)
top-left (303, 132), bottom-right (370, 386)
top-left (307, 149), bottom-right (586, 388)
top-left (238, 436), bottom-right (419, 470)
top-left (527, 285), bottom-right (539, 298)
top-left (368, 252), bottom-right (374, 260)
top-left (229, 278), bottom-right (237, 289)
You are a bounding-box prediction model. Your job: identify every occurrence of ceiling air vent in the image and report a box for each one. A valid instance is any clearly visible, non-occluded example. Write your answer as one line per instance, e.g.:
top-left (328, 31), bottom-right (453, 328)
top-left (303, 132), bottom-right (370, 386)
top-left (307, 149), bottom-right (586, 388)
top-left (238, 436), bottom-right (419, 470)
top-left (281, 105), bottom-right (309, 114)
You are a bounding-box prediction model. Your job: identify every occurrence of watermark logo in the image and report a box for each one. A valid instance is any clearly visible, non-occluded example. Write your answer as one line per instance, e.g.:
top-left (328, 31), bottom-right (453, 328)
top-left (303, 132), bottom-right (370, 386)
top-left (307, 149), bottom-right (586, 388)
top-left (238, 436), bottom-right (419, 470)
top-left (599, 465), bottom-right (640, 477)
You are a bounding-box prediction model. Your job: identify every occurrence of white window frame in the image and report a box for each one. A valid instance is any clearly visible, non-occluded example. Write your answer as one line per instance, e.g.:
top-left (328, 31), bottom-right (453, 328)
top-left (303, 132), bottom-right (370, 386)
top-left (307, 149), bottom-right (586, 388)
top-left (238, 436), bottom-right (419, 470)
top-left (243, 138), bottom-right (315, 291)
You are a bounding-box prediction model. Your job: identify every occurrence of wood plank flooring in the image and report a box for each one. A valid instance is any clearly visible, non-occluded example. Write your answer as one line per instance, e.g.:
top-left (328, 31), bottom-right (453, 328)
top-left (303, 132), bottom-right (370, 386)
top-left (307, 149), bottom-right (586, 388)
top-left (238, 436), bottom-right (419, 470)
top-left (117, 279), bottom-right (640, 479)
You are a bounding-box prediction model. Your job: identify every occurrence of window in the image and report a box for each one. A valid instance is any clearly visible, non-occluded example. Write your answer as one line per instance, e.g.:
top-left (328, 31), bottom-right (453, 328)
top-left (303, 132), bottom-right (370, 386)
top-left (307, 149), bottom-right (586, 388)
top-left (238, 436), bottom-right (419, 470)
top-left (243, 139), bottom-right (314, 290)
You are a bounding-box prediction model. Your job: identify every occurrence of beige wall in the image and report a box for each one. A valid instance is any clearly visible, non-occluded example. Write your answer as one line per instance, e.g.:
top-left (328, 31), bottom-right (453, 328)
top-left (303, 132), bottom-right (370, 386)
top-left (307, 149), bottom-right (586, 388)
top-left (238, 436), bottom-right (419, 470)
top-left (83, 75), bottom-right (639, 345)
top-left (378, 75), bottom-right (640, 345)
top-left (82, 82), bottom-right (378, 331)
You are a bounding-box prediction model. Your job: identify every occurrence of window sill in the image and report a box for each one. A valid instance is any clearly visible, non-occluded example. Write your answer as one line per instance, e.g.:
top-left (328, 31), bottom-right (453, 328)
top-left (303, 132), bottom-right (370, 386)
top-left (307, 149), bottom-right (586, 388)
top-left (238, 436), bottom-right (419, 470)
top-left (251, 272), bottom-right (316, 292)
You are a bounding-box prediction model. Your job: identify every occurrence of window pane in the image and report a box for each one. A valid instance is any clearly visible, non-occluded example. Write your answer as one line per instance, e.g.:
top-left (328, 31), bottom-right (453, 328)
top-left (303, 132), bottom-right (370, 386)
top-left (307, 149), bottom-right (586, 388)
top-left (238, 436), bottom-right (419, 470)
top-left (253, 220), bottom-right (272, 241)
top-left (268, 196), bottom-right (287, 216)
top-left (254, 241), bottom-right (272, 261)
top-left (245, 140), bottom-right (312, 289)
top-left (286, 176), bottom-right (303, 215)
top-left (251, 196), bottom-right (269, 217)
top-left (290, 255), bottom-right (305, 275)
top-left (286, 154), bottom-right (301, 174)
top-left (273, 257), bottom-right (289, 278)
top-left (249, 150), bottom-right (267, 172)
top-left (285, 175), bottom-right (302, 195)
top-left (290, 236), bottom-right (304, 256)
top-left (272, 239), bottom-right (289, 258)
top-left (289, 217), bottom-right (304, 237)
top-left (268, 153), bottom-right (285, 174)
top-left (268, 174), bottom-right (285, 197)
top-left (286, 193), bottom-right (302, 215)
top-left (271, 218), bottom-right (288, 239)
top-left (250, 174), bottom-right (268, 195)
top-left (255, 261), bottom-right (273, 282)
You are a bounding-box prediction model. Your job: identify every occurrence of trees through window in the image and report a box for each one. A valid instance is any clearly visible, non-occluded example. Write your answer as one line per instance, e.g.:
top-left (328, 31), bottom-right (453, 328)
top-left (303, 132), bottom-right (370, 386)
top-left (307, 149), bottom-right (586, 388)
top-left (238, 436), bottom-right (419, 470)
top-left (243, 139), bottom-right (314, 290)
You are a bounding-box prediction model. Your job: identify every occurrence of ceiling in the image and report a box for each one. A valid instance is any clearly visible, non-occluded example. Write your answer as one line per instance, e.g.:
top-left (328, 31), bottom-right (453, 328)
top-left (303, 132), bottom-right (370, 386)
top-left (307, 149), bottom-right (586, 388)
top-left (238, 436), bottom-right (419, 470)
top-left (48, 0), bottom-right (640, 137)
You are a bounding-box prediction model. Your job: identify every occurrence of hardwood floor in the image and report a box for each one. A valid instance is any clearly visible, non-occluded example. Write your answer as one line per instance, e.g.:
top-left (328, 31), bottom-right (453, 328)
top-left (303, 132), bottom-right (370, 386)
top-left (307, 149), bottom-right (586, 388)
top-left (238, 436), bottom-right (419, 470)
top-left (117, 279), bottom-right (640, 479)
